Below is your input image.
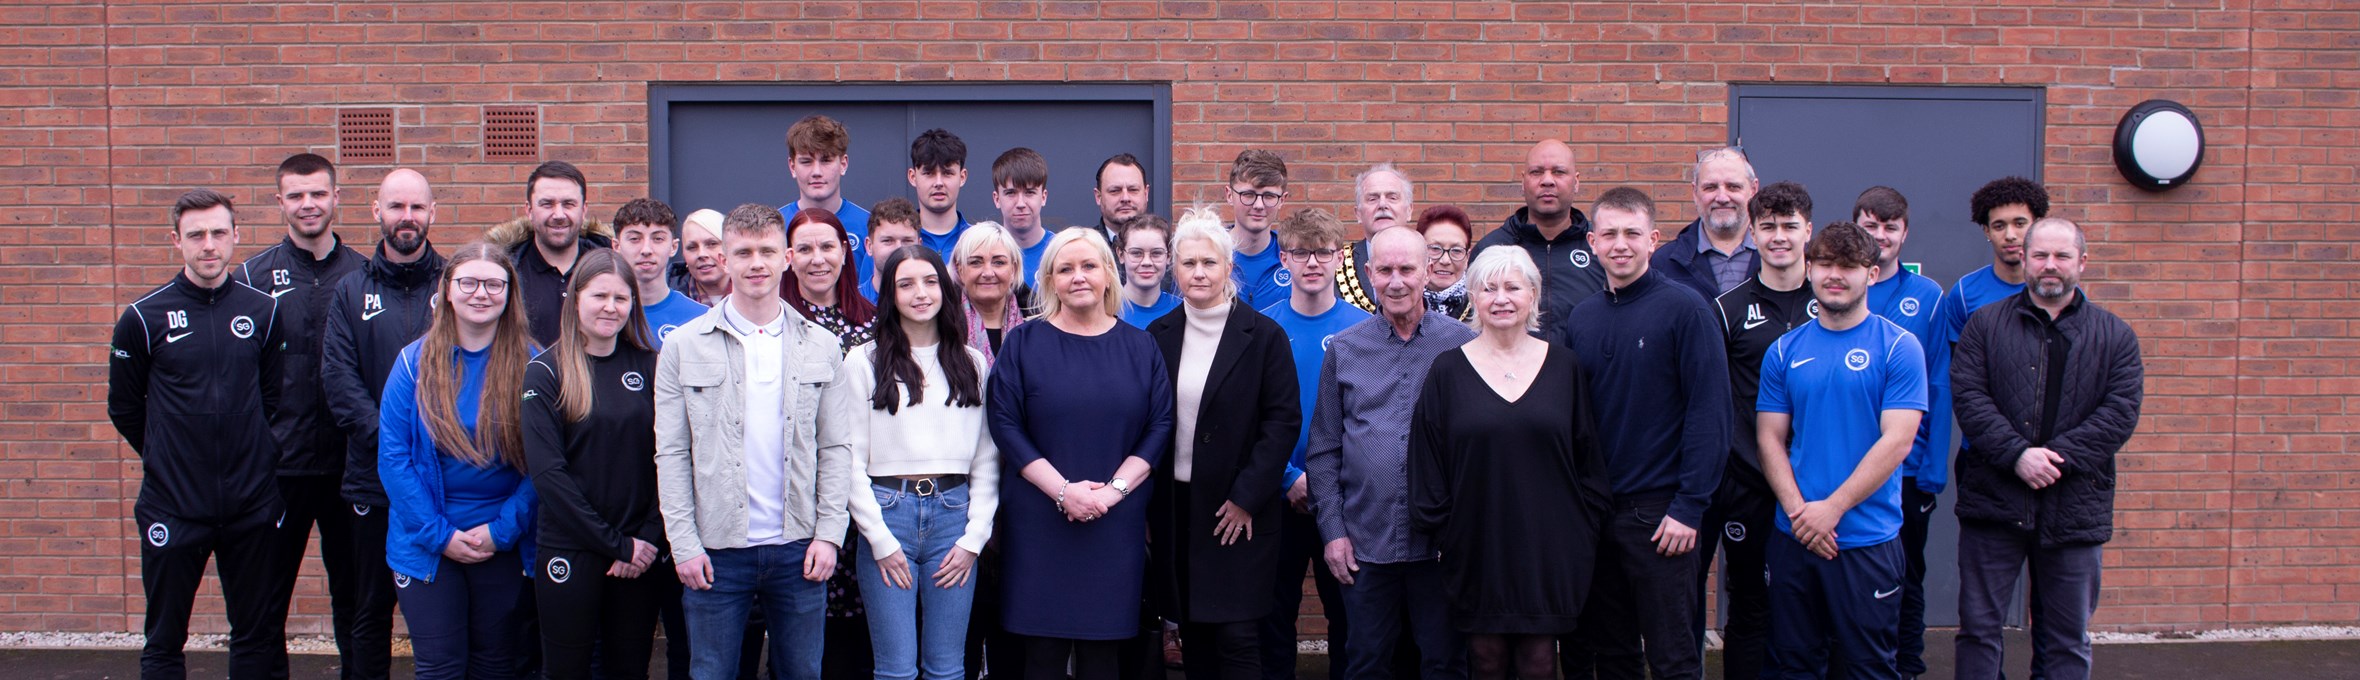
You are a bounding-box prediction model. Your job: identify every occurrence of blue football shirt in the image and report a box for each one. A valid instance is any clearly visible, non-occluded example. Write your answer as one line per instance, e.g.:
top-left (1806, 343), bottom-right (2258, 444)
top-left (641, 290), bottom-right (710, 350)
top-left (1758, 315), bottom-right (1929, 549)
top-left (1262, 298), bottom-right (1372, 490)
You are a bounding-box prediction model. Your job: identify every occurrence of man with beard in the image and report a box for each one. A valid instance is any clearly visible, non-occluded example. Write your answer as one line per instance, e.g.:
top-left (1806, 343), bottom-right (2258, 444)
top-left (1654, 147), bottom-right (1763, 301)
top-left (513, 160), bottom-right (610, 346)
top-left (1949, 218), bottom-right (2141, 680)
top-left (1470, 139), bottom-right (1605, 332)
top-left (1093, 153), bottom-right (1151, 246)
top-left (1332, 163), bottom-right (1413, 314)
top-left (236, 153), bottom-right (366, 679)
top-left (319, 168), bottom-right (446, 680)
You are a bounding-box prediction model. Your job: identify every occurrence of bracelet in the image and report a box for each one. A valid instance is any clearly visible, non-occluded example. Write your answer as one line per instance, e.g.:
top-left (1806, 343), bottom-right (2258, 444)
top-left (1054, 481), bottom-right (1069, 515)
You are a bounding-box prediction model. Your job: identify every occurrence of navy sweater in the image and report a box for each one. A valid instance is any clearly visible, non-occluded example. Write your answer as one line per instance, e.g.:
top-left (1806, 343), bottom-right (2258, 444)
top-left (1555, 269), bottom-right (1731, 528)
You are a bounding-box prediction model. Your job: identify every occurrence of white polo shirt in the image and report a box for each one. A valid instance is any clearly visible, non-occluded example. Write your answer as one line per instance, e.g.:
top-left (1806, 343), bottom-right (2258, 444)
top-left (720, 297), bottom-right (791, 546)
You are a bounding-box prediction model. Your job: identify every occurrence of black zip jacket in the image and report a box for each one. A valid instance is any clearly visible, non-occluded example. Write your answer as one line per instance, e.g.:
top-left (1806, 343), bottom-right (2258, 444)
top-left (321, 244), bottom-right (447, 506)
top-left (234, 235), bottom-right (365, 476)
top-left (108, 273), bottom-right (287, 521)
top-left (1713, 277), bottom-right (1818, 489)
top-left (509, 234), bottom-right (613, 347)
top-left (1473, 207), bottom-right (1604, 331)
top-left (522, 344), bottom-right (666, 561)
top-left (1951, 290), bottom-right (2143, 546)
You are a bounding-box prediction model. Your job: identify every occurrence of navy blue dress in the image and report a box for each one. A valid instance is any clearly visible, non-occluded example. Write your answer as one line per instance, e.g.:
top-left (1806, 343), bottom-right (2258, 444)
top-left (986, 319), bottom-right (1174, 640)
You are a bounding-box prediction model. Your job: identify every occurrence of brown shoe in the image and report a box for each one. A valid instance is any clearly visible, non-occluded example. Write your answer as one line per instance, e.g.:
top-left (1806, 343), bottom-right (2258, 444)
top-left (1163, 627), bottom-right (1184, 669)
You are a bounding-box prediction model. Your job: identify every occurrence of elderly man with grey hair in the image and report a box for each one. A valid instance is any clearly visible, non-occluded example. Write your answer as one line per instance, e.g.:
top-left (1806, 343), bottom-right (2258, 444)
top-left (1335, 163), bottom-right (1416, 313)
top-left (1653, 146), bottom-right (1764, 301)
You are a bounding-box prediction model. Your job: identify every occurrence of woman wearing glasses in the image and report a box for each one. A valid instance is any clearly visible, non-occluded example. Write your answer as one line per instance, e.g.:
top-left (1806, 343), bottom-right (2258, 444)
top-left (379, 243), bottom-right (540, 679)
top-left (1117, 215), bottom-right (1181, 329)
top-left (1143, 208), bottom-right (1300, 679)
top-left (1415, 205), bottom-right (1478, 324)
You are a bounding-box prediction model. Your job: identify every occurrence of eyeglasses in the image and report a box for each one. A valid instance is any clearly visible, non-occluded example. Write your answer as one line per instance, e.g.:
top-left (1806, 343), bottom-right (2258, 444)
top-left (1283, 248), bottom-right (1339, 264)
top-left (1123, 248), bottom-right (1169, 262)
top-left (1426, 245), bottom-right (1469, 262)
top-left (1232, 188), bottom-right (1287, 207)
top-left (452, 277), bottom-right (509, 296)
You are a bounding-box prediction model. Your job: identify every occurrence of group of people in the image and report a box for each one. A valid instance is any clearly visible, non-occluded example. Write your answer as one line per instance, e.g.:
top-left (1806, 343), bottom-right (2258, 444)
top-left (107, 116), bottom-right (2144, 680)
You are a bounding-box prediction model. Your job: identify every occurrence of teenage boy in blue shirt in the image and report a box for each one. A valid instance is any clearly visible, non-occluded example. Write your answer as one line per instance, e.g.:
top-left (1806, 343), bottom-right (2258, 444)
top-left (1226, 149), bottom-right (1293, 311)
top-left (1853, 185), bottom-right (1947, 677)
top-left (780, 115), bottom-right (874, 291)
top-left (613, 198), bottom-right (710, 349)
top-left (1756, 221), bottom-right (1929, 680)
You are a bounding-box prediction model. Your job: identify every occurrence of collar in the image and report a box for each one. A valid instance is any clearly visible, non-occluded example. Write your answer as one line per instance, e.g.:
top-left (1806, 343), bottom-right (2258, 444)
top-left (173, 271), bottom-right (237, 304)
top-left (1509, 207), bottom-right (1593, 244)
top-left (719, 295), bottom-right (789, 339)
top-left (1602, 268), bottom-right (1660, 303)
top-left (1695, 223), bottom-right (1756, 256)
top-left (372, 241), bottom-right (445, 289)
top-left (2014, 287), bottom-right (2086, 323)
top-left (280, 234), bottom-right (352, 268)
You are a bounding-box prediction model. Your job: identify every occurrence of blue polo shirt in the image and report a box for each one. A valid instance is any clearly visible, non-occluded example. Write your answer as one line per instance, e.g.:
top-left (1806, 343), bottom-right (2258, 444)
top-left (1920, 265), bottom-right (2027, 494)
top-left (1231, 232), bottom-right (1290, 312)
top-left (1262, 298), bottom-right (1371, 490)
top-left (1120, 292), bottom-right (1181, 330)
top-left (918, 213), bottom-right (971, 259)
top-left (1758, 316), bottom-right (1929, 549)
top-left (641, 290), bottom-right (709, 350)
top-left (782, 199), bottom-right (874, 304)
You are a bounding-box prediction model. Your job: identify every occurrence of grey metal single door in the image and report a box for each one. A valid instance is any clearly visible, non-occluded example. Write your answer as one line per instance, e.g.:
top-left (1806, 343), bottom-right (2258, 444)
top-left (652, 84), bottom-right (1171, 234)
top-left (1731, 83), bottom-right (2046, 627)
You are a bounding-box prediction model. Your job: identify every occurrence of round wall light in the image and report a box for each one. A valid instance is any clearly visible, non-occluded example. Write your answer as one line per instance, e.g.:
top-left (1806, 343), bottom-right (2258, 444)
top-left (2112, 100), bottom-right (2203, 192)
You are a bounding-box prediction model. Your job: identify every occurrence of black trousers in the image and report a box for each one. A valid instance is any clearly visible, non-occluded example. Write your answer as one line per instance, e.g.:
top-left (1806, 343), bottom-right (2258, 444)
top-left (1564, 500), bottom-right (1701, 680)
top-left (1182, 620), bottom-right (1262, 680)
top-left (1259, 508), bottom-right (1349, 680)
top-left (1694, 479), bottom-right (1774, 680)
top-left (1897, 481), bottom-right (1936, 677)
top-left (261, 475), bottom-right (393, 680)
top-left (138, 500), bottom-right (284, 680)
top-left (1022, 635), bottom-right (1122, 680)
top-left (534, 547), bottom-right (665, 680)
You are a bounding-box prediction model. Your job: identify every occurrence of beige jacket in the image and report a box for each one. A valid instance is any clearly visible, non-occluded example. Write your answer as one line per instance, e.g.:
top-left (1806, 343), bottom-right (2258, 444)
top-left (653, 302), bottom-right (856, 562)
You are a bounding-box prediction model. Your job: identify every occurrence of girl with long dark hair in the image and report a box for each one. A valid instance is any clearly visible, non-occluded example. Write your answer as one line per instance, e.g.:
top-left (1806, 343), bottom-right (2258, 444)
top-left (845, 246), bottom-right (1002, 679)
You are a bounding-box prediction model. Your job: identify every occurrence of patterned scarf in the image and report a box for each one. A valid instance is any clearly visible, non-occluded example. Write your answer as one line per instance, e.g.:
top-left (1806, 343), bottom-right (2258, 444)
top-left (963, 300), bottom-right (1025, 366)
top-left (1423, 279), bottom-right (1470, 321)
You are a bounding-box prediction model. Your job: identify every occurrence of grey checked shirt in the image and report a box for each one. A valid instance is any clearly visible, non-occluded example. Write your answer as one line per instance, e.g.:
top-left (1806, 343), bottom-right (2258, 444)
top-left (1305, 311), bottom-right (1477, 565)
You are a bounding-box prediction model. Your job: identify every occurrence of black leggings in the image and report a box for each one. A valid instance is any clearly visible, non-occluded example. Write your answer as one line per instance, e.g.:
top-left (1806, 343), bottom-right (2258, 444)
top-left (1021, 635), bottom-right (1122, 680)
top-left (533, 547), bottom-right (664, 680)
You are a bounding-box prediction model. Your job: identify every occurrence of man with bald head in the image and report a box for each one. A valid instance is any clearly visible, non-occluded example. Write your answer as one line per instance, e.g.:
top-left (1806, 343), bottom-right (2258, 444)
top-left (1307, 227), bottom-right (1472, 680)
top-left (1654, 147), bottom-right (1763, 301)
top-left (319, 167), bottom-right (447, 680)
top-left (1334, 163), bottom-right (1416, 313)
top-left (239, 153), bottom-right (369, 678)
top-left (1950, 218), bottom-right (2140, 680)
top-left (1471, 139), bottom-right (1605, 331)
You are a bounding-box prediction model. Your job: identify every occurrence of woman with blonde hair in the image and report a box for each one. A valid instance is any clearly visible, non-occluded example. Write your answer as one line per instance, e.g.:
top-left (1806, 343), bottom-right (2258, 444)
top-left (379, 241), bottom-right (541, 680)
top-left (1143, 207), bottom-right (1300, 679)
top-left (987, 228), bottom-right (1174, 680)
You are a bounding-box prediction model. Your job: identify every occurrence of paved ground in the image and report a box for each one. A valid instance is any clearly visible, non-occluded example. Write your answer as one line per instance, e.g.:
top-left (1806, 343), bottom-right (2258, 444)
top-left (10, 629), bottom-right (2360, 678)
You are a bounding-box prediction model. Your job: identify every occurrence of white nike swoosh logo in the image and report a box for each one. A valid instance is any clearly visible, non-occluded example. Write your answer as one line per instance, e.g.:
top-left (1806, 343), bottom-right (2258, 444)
top-left (1743, 317), bottom-right (1769, 330)
top-left (165, 331), bottom-right (193, 343)
top-left (1790, 357), bottom-right (1816, 369)
top-left (269, 288), bottom-right (294, 299)
top-left (1874, 586), bottom-right (1901, 599)
top-left (1919, 502), bottom-right (1937, 514)
top-left (360, 308), bottom-right (386, 321)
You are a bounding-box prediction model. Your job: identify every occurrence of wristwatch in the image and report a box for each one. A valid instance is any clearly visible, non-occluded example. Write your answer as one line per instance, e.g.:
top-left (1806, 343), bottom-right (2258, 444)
top-left (1109, 477), bottom-right (1132, 497)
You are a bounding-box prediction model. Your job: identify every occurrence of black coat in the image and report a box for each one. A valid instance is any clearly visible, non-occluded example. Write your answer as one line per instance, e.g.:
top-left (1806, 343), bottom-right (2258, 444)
top-left (1144, 301), bottom-right (1301, 624)
top-left (1650, 218), bottom-right (1762, 303)
top-left (1951, 290), bottom-right (2143, 546)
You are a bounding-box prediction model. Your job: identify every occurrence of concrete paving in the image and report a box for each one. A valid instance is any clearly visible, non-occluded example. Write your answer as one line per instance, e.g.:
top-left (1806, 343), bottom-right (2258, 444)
top-left (8, 629), bottom-right (2359, 678)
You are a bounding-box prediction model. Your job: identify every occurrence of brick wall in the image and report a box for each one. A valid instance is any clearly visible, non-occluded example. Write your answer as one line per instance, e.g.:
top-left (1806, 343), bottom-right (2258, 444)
top-left (1, 1), bottom-right (2351, 636)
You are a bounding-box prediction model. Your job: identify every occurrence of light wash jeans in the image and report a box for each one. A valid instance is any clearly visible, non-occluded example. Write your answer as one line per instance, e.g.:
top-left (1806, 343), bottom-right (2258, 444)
top-left (855, 482), bottom-right (979, 680)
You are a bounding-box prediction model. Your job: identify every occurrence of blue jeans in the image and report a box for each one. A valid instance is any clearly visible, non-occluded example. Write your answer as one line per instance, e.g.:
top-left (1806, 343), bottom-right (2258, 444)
top-left (856, 483), bottom-right (979, 680)
top-left (685, 541), bottom-right (828, 680)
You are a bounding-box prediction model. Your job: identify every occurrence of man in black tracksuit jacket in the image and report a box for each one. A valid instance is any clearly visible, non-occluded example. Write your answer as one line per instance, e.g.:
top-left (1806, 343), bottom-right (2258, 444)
top-left (109, 189), bottom-right (288, 680)
top-left (318, 168), bottom-right (447, 680)
top-left (236, 154), bottom-right (367, 680)
top-left (1469, 139), bottom-right (1607, 331)
top-left (1554, 188), bottom-right (1729, 680)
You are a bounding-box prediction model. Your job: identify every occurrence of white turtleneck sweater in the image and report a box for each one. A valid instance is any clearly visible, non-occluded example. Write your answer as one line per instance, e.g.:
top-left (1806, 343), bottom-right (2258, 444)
top-left (1173, 300), bottom-right (1230, 483)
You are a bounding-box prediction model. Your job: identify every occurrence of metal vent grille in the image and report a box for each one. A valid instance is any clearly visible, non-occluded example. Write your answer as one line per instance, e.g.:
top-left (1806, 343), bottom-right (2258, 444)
top-left (484, 106), bottom-right (540, 161)
top-left (337, 108), bottom-right (394, 163)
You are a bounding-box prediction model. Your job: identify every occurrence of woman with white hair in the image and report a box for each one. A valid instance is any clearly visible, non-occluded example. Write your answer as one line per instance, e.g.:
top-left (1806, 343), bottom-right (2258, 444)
top-left (985, 228), bottom-right (1174, 680)
top-left (1407, 246), bottom-right (1611, 680)
top-left (1142, 208), bottom-right (1300, 679)
top-left (951, 221), bottom-right (1027, 362)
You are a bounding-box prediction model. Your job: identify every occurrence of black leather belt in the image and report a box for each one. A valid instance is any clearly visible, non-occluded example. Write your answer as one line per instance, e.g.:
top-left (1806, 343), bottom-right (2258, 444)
top-left (872, 475), bottom-right (968, 496)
